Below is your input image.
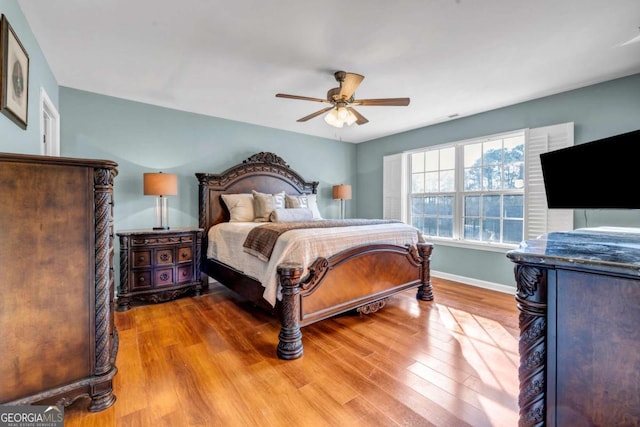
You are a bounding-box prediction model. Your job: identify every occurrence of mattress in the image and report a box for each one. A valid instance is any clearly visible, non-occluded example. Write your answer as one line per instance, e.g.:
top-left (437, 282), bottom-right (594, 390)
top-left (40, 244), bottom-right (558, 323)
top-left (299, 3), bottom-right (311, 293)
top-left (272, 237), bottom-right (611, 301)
top-left (207, 221), bottom-right (424, 306)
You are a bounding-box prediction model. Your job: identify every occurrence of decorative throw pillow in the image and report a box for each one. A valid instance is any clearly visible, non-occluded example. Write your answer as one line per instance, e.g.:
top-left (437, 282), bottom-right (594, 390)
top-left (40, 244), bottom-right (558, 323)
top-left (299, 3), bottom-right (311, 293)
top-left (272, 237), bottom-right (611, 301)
top-left (270, 208), bottom-right (314, 222)
top-left (285, 194), bottom-right (309, 209)
top-left (221, 193), bottom-right (255, 222)
top-left (252, 190), bottom-right (285, 222)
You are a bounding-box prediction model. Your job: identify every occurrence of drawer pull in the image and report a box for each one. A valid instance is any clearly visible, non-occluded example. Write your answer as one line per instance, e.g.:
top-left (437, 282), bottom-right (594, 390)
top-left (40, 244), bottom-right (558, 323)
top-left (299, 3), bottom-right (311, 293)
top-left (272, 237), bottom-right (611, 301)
top-left (160, 253), bottom-right (170, 262)
top-left (138, 277), bottom-right (145, 283)
top-left (182, 271), bottom-right (189, 277)
top-left (160, 272), bottom-right (170, 281)
top-left (138, 256), bottom-right (145, 262)
top-left (181, 252), bottom-right (188, 258)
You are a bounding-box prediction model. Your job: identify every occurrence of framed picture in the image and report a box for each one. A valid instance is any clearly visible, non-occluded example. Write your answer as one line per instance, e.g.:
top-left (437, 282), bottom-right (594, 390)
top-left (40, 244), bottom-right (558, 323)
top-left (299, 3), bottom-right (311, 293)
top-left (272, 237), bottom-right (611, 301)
top-left (0, 14), bottom-right (29, 129)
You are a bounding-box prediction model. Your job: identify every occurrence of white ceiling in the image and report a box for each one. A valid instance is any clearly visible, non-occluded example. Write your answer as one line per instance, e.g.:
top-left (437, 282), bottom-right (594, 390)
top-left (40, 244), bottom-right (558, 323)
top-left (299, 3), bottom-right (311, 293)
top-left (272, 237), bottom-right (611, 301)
top-left (18, 0), bottom-right (640, 143)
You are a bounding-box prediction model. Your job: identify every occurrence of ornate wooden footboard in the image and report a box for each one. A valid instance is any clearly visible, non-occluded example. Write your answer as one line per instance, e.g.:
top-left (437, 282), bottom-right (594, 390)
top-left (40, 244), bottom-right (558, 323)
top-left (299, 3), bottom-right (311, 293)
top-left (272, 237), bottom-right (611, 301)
top-left (197, 152), bottom-right (434, 359)
top-left (277, 242), bottom-right (433, 359)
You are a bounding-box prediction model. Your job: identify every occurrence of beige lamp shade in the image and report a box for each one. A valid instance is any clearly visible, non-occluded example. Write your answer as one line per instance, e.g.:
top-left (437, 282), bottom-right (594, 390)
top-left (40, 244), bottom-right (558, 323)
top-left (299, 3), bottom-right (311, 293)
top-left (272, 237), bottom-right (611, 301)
top-left (143, 172), bottom-right (178, 196)
top-left (332, 184), bottom-right (352, 200)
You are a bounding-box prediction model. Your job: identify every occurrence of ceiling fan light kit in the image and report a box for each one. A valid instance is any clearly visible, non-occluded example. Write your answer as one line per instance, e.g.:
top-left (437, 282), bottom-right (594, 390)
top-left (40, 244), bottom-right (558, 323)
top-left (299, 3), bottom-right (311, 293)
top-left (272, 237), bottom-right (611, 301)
top-left (276, 71), bottom-right (410, 128)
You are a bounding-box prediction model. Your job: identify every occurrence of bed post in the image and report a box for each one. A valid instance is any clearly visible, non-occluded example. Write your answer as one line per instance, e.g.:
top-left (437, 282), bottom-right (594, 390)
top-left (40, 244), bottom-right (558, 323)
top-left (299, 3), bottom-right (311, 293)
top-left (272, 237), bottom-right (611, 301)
top-left (416, 242), bottom-right (434, 301)
top-left (277, 263), bottom-right (304, 360)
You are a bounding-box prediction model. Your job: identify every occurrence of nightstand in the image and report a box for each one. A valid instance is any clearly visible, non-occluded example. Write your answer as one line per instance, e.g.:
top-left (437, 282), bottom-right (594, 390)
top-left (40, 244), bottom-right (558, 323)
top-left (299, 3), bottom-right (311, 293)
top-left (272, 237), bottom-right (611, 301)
top-left (116, 227), bottom-right (204, 311)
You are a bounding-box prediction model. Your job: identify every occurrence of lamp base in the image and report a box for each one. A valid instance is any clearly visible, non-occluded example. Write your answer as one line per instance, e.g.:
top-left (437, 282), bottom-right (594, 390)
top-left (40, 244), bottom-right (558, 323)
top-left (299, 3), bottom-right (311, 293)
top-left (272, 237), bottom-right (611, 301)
top-left (153, 196), bottom-right (170, 230)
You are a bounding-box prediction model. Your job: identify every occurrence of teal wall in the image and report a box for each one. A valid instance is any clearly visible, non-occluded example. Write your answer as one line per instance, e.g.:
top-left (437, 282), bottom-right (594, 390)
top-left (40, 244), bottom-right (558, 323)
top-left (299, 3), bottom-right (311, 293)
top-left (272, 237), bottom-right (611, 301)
top-left (60, 88), bottom-right (356, 235)
top-left (0, 0), bottom-right (58, 153)
top-left (355, 73), bottom-right (640, 288)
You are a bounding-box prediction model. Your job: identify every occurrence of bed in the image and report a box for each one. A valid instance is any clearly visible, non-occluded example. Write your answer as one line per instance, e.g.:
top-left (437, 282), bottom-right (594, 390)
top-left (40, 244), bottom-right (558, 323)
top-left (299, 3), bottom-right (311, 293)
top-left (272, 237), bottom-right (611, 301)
top-left (196, 152), bottom-right (434, 359)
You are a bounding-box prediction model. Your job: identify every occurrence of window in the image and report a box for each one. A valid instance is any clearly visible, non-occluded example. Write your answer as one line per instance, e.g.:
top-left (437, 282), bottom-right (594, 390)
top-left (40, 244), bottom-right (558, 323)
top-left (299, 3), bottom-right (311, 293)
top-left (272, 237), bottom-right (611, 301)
top-left (409, 132), bottom-right (524, 244)
top-left (383, 123), bottom-right (574, 250)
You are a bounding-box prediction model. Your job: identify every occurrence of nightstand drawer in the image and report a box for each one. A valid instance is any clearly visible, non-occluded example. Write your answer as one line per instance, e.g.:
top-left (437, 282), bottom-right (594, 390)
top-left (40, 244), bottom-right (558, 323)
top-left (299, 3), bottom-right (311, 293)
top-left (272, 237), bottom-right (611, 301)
top-left (132, 271), bottom-right (152, 290)
top-left (177, 265), bottom-right (193, 283)
top-left (177, 247), bottom-right (192, 263)
top-left (155, 249), bottom-right (174, 265)
top-left (133, 250), bottom-right (151, 267)
top-left (155, 268), bottom-right (174, 286)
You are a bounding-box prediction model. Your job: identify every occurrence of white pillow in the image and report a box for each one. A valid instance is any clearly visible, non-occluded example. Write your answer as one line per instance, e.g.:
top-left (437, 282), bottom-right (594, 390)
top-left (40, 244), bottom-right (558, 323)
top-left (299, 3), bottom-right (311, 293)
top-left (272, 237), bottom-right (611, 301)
top-left (252, 190), bottom-right (285, 222)
top-left (221, 193), bottom-right (255, 222)
top-left (306, 194), bottom-right (322, 219)
top-left (270, 208), bottom-right (314, 222)
top-left (286, 193), bottom-right (322, 219)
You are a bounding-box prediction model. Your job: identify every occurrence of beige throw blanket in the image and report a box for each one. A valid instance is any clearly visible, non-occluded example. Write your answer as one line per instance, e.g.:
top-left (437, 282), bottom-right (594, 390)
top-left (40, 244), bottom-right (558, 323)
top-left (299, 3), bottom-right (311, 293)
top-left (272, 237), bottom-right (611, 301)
top-left (243, 219), bottom-right (401, 261)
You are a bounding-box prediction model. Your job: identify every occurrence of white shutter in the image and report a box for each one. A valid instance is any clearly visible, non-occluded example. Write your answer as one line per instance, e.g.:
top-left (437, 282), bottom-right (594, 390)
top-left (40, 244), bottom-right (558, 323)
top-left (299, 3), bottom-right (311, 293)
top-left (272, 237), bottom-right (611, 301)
top-left (525, 122), bottom-right (574, 239)
top-left (383, 153), bottom-right (407, 221)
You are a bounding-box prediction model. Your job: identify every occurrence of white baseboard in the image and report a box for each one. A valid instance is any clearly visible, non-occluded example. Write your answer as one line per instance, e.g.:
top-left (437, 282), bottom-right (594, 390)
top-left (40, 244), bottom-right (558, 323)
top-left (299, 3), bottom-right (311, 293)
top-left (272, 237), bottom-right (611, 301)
top-left (431, 270), bottom-right (515, 294)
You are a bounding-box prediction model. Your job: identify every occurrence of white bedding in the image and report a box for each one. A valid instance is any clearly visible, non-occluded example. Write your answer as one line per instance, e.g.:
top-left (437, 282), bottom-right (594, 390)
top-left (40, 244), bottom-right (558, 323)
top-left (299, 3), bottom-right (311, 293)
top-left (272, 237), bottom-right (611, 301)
top-left (207, 221), bottom-right (424, 306)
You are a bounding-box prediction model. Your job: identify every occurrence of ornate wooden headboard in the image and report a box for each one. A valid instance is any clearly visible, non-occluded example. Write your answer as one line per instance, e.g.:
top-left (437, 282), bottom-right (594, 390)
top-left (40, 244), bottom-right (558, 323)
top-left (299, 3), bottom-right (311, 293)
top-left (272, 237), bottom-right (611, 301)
top-left (196, 152), bottom-right (319, 235)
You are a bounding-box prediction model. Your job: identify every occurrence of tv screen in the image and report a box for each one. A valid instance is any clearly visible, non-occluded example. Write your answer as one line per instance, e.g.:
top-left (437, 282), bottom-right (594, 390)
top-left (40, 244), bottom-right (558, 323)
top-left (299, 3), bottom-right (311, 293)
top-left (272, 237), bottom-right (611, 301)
top-left (540, 129), bottom-right (640, 209)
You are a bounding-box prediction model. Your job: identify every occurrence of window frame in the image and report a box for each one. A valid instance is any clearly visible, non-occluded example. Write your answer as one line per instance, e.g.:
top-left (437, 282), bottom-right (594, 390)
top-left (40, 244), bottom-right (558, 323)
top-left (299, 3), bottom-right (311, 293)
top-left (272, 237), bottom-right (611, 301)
top-left (406, 130), bottom-right (526, 249)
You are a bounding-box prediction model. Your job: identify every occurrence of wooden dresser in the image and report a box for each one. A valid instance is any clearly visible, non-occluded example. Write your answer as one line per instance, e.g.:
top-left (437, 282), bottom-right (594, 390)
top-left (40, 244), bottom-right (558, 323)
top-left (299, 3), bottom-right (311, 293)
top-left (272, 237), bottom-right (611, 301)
top-left (116, 227), bottom-right (204, 311)
top-left (507, 227), bottom-right (640, 426)
top-left (0, 153), bottom-right (118, 411)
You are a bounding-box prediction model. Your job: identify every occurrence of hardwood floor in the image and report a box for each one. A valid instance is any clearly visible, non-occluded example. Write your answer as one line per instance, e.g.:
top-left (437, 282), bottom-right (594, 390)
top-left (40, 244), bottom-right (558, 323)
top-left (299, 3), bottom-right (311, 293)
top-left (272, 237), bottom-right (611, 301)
top-left (64, 278), bottom-right (520, 426)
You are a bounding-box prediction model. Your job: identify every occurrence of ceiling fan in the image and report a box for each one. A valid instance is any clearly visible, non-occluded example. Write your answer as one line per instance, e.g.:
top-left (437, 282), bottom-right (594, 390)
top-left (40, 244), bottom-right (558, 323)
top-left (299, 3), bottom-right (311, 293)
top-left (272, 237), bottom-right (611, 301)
top-left (276, 71), bottom-right (410, 128)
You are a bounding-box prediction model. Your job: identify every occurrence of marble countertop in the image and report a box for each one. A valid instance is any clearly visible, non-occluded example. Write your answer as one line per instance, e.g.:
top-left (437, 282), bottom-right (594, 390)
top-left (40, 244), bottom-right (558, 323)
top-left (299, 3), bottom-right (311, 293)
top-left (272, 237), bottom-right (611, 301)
top-left (506, 227), bottom-right (640, 275)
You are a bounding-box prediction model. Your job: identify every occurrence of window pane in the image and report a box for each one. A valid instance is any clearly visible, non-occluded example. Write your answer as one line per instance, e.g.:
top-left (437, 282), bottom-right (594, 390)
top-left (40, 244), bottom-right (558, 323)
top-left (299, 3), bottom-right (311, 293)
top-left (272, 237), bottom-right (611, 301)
top-left (465, 195), bottom-right (480, 216)
top-left (440, 147), bottom-right (455, 169)
top-left (464, 218), bottom-right (480, 240)
top-left (424, 217), bottom-right (437, 235)
top-left (411, 173), bottom-right (424, 193)
top-left (504, 219), bottom-right (523, 244)
top-left (504, 136), bottom-right (524, 162)
top-left (464, 167), bottom-right (482, 191)
top-left (504, 163), bottom-right (524, 189)
top-left (483, 195), bottom-right (501, 217)
top-left (412, 152), bottom-right (425, 172)
top-left (438, 196), bottom-right (453, 215)
top-left (483, 140), bottom-right (502, 165)
top-left (425, 171), bottom-right (439, 192)
top-left (412, 197), bottom-right (425, 215)
top-left (503, 195), bottom-right (523, 218)
top-left (464, 143), bottom-right (482, 168)
top-left (483, 166), bottom-right (502, 190)
top-left (425, 152), bottom-right (438, 172)
top-left (482, 219), bottom-right (501, 242)
top-left (438, 218), bottom-right (453, 237)
top-left (440, 170), bottom-right (455, 192)
top-left (412, 216), bottom-right (424, 232)
top-left (425, 196), bottom-right (437, 215)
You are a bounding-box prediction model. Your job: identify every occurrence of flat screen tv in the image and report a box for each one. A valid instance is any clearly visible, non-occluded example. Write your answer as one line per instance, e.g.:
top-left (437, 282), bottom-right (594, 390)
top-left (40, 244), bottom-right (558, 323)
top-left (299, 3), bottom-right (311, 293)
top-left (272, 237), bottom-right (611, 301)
top-left (540, 129), bottom-right (640, 209)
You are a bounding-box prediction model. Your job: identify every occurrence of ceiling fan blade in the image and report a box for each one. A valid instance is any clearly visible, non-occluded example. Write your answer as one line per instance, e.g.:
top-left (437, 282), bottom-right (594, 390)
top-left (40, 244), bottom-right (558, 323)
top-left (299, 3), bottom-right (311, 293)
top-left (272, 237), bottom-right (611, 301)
top-left (297, 106), bottom-right (335, 122)
top-left (353, 98), bottom-right (410, 106)
top-left (338, 73), bottom-right (364, 100)
top-left (276, 93), bottom-right (330, 103)
top-left (349, 107), bottom-right (369, 125)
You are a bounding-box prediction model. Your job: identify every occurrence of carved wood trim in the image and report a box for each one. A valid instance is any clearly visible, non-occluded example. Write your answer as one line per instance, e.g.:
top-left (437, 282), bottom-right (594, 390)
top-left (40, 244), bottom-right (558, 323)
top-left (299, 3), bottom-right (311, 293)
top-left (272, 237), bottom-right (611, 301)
top-left (93, 166), bottom-right (117, 378)
top-left (514, 264), bottom-right (547, 427)
top-left (416, 242), bottom-right (434, 301)
top-left (277, 264), bottom-right (304, 360)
